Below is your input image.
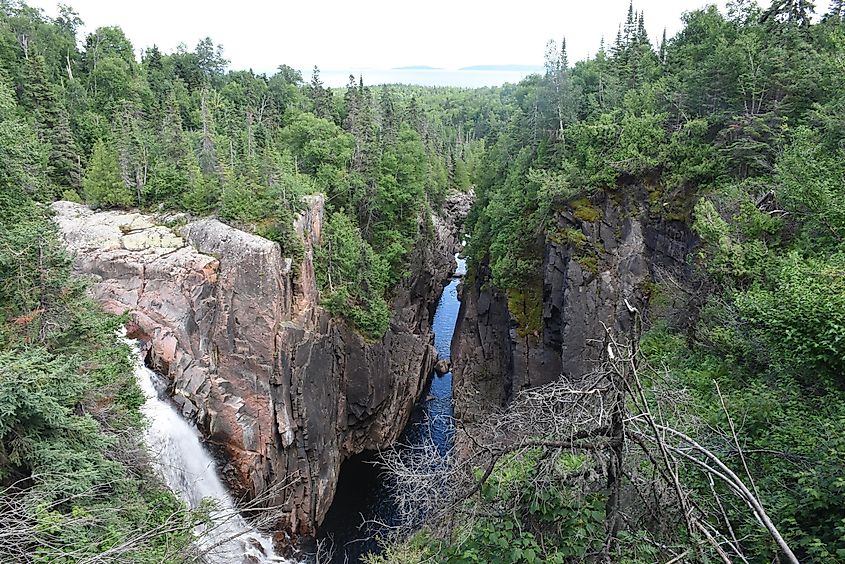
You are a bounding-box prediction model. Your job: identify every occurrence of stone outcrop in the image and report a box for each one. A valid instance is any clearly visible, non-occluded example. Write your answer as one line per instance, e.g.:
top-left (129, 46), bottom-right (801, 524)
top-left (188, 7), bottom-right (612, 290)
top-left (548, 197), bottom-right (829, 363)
top-left (51, 189), bottom-right (473, 541)
top-left (452, 188), bottom-right (695, 423)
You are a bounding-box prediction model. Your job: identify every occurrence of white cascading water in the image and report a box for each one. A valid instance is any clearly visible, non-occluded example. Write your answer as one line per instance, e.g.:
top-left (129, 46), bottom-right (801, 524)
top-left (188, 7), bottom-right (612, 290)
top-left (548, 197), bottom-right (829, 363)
top-left (128, 339), bottom-right (289, 563)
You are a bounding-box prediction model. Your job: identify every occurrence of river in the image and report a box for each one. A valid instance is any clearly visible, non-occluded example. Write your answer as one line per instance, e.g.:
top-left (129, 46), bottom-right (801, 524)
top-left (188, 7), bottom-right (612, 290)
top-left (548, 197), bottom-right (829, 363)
top-left (316, 255), bottom-right (466, 562)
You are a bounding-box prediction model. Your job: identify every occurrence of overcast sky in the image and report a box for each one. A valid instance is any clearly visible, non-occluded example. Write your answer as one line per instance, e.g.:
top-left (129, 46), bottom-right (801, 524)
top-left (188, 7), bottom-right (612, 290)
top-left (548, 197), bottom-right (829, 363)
top-left (28, 0), bottom-right (729, 74)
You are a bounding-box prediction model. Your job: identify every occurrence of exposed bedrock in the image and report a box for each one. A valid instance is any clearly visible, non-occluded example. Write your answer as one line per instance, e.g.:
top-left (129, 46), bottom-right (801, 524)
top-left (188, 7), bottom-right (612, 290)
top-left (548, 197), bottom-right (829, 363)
top-left (51, 189), bottom-right (473, 540)
top-left (452, 188), bottom-right (696, 424)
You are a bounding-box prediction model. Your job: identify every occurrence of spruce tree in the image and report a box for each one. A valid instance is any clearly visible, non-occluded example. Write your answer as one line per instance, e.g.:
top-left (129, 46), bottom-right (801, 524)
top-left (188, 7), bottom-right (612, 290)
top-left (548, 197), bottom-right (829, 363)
top-left (21, 55), bottom-right (82, 192)
top-left (560, 37), bottom-right (569, 69)
top-left (762, 0), bottom-right (816, 26)
top-left (83, 139), bottom-right (132, 208)
top-left (309, 66), bottom-right (329, 119)
top-left (611, 25), bottom-right (626, 60)
top-left (380, 86), bottom-right (398, 148)
top-left (624, 2), bottom-right (636, 43)
top-left (637, 12), bottom-right (648, 44)
top-left (344, 74), bottom-right (359, 133)
top-left (829, 0), bottom-right (845, 18)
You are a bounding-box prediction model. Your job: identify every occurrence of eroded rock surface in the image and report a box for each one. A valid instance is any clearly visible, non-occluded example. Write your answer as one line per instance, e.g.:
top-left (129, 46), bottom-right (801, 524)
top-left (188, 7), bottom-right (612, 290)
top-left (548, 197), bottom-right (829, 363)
top-left (51, 190), bottom-right (472, 540)
top-left (452, 189), bottom-right (695, 424)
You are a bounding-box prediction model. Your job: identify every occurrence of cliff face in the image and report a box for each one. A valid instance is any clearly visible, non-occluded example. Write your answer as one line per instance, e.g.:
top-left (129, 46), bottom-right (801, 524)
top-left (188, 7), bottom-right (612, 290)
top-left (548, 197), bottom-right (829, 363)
top-left (51, 191), bottom-right (471, 540)
top-left (452, 189), bottom-right (695, 423)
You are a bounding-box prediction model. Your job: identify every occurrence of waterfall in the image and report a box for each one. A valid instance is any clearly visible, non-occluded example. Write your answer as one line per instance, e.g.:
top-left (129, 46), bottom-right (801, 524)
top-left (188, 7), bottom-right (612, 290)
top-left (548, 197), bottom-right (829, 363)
top-left (129, 339), bottom-right (289, 563)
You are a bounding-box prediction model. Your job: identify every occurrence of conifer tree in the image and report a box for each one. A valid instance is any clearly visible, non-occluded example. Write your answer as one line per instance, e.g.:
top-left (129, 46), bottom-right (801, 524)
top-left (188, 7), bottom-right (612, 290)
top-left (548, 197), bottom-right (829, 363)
top-left (762, 0), bottom-right (816, 26)
top-left (637, 12), bottom-right (648, 44)
top-left (21, 55), bottom-right (81, 192)
top-left (309, 65), bottom-right (329, 119)
top-left (344, 74), bottom-right (359, 132)
top-left (380, 86), bottom-right (398, 148)
top-left (611, 25), bottom-right (626, 62)
top-left (83, 139), bottom-right (132, 208)
top-left (624, 2), bottom-right (636, 43)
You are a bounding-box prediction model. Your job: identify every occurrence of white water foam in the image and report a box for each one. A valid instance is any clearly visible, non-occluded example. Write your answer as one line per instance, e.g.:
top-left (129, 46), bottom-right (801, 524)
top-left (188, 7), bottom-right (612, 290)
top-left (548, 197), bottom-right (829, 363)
top-left (129, 340), bottom-right (289, 563)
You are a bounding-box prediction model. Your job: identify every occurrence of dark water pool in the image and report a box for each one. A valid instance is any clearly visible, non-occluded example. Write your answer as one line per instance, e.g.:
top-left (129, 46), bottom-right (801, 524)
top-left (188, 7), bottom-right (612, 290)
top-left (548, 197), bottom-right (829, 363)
top-left (315, 257), bottom-right (465, 562)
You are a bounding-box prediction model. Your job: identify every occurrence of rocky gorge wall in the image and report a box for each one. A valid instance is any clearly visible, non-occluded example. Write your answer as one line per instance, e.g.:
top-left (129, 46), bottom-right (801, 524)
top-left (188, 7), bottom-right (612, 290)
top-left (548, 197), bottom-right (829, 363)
top-left (51, 191), bottom-right (472, 543)
top-left (452, 189), bottom-right (696, 423)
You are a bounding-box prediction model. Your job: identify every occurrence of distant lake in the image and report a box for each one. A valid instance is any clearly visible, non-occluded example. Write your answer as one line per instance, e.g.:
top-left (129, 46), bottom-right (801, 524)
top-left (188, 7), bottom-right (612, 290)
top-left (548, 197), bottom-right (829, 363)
top-left (317, 67), bottom-right (541, 88)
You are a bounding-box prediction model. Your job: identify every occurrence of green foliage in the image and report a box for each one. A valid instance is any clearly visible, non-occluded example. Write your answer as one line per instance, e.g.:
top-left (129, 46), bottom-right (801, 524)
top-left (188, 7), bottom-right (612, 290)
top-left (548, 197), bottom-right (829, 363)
top-left (0, 76), bottom-right (49, 201)
top-left (507, 286), bottom-right (543, 338)
top-left (0, 61), bottom-right (196, 560)
top-left (640, 323), bottom-right (845, 561)
top-left (6, 1), bottom-right (845, 560)
top-left (82, 139), bottom-right (132, 208)
top-left (1, 0), bottom-right (486, 355)
top-left (735, 252), bottom-right (845, 379)
top-left (398, 451), bottom-right (614, 563)
top-left (776, 126), bottom-right (845, 247)
top-left (316, 212), bottom-right (391, 339)
top-left (692, 198), bottom-right (773, 285)
top-left (281, 111), bottom-right (353, 192)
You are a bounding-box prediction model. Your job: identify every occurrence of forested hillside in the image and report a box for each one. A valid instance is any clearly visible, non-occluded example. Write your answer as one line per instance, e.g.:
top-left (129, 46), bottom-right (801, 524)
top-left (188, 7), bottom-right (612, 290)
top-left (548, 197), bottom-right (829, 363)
top-left (0, 0), bottom-right (484, 338)
top-left (0, 60), bottom-right (198, 561)
top-left (0, 0), bottom-right (479, 559)
top-left (372, 1), bottom-right (845, 563)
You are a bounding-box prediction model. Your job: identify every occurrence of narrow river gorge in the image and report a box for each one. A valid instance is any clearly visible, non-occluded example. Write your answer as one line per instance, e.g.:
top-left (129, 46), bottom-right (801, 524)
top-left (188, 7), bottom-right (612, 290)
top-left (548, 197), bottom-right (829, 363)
top-left (317, 254), bottom-right (467, 562)
top-left (49, 195), bottom-right (472, 564)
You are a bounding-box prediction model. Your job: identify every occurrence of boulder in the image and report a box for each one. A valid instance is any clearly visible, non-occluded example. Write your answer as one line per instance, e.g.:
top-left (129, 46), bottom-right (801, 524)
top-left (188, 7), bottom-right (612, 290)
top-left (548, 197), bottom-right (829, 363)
top-left (434, 359), bottom-right (451, 375)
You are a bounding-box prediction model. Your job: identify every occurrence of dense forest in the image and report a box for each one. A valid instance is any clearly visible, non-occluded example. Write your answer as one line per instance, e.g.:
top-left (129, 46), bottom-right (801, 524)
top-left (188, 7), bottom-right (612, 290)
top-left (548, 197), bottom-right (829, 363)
top-left (373, 1), bottom-right (845, 563)
top-left (0, 0), bottom-right (481, 559)
top-left (1, 0), bottom-right (845, 562)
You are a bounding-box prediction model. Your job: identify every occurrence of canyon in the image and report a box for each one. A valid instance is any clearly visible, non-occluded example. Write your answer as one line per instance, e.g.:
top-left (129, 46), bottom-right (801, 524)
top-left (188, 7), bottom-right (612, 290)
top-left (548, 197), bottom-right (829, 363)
top-left (50, 184), bottom-right (697, 559)
top-left (50, 191), bottom-right (472, 545)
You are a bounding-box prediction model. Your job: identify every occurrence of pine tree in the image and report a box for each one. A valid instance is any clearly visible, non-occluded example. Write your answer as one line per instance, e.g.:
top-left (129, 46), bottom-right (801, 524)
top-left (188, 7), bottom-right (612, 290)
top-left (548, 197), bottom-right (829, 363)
top-left (828, 0), bottom-right (845, 18)
top-left (83, 139), bottom-right (132, 208)
top-left (762, 0), bottom-right (816, 27)
top-left (309, 66), bottom-right (329, 119)
top-left (659, 28), bottom-right (667, 64)
top-left (21, 55), bottom-right (82, 192)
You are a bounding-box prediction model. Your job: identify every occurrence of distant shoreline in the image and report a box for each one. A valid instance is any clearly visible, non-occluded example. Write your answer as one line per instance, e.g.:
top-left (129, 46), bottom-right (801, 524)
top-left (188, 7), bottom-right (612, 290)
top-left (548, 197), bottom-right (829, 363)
top-left (459, 64), bottom-right (543, 71)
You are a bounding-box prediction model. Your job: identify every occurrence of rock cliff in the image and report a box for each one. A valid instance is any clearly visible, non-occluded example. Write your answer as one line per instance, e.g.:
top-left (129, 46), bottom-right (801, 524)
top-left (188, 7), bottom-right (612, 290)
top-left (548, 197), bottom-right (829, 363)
top-left (51, 190), bottom-right (472, 541)
top-left (452, 189), bottom-right (695, 423)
